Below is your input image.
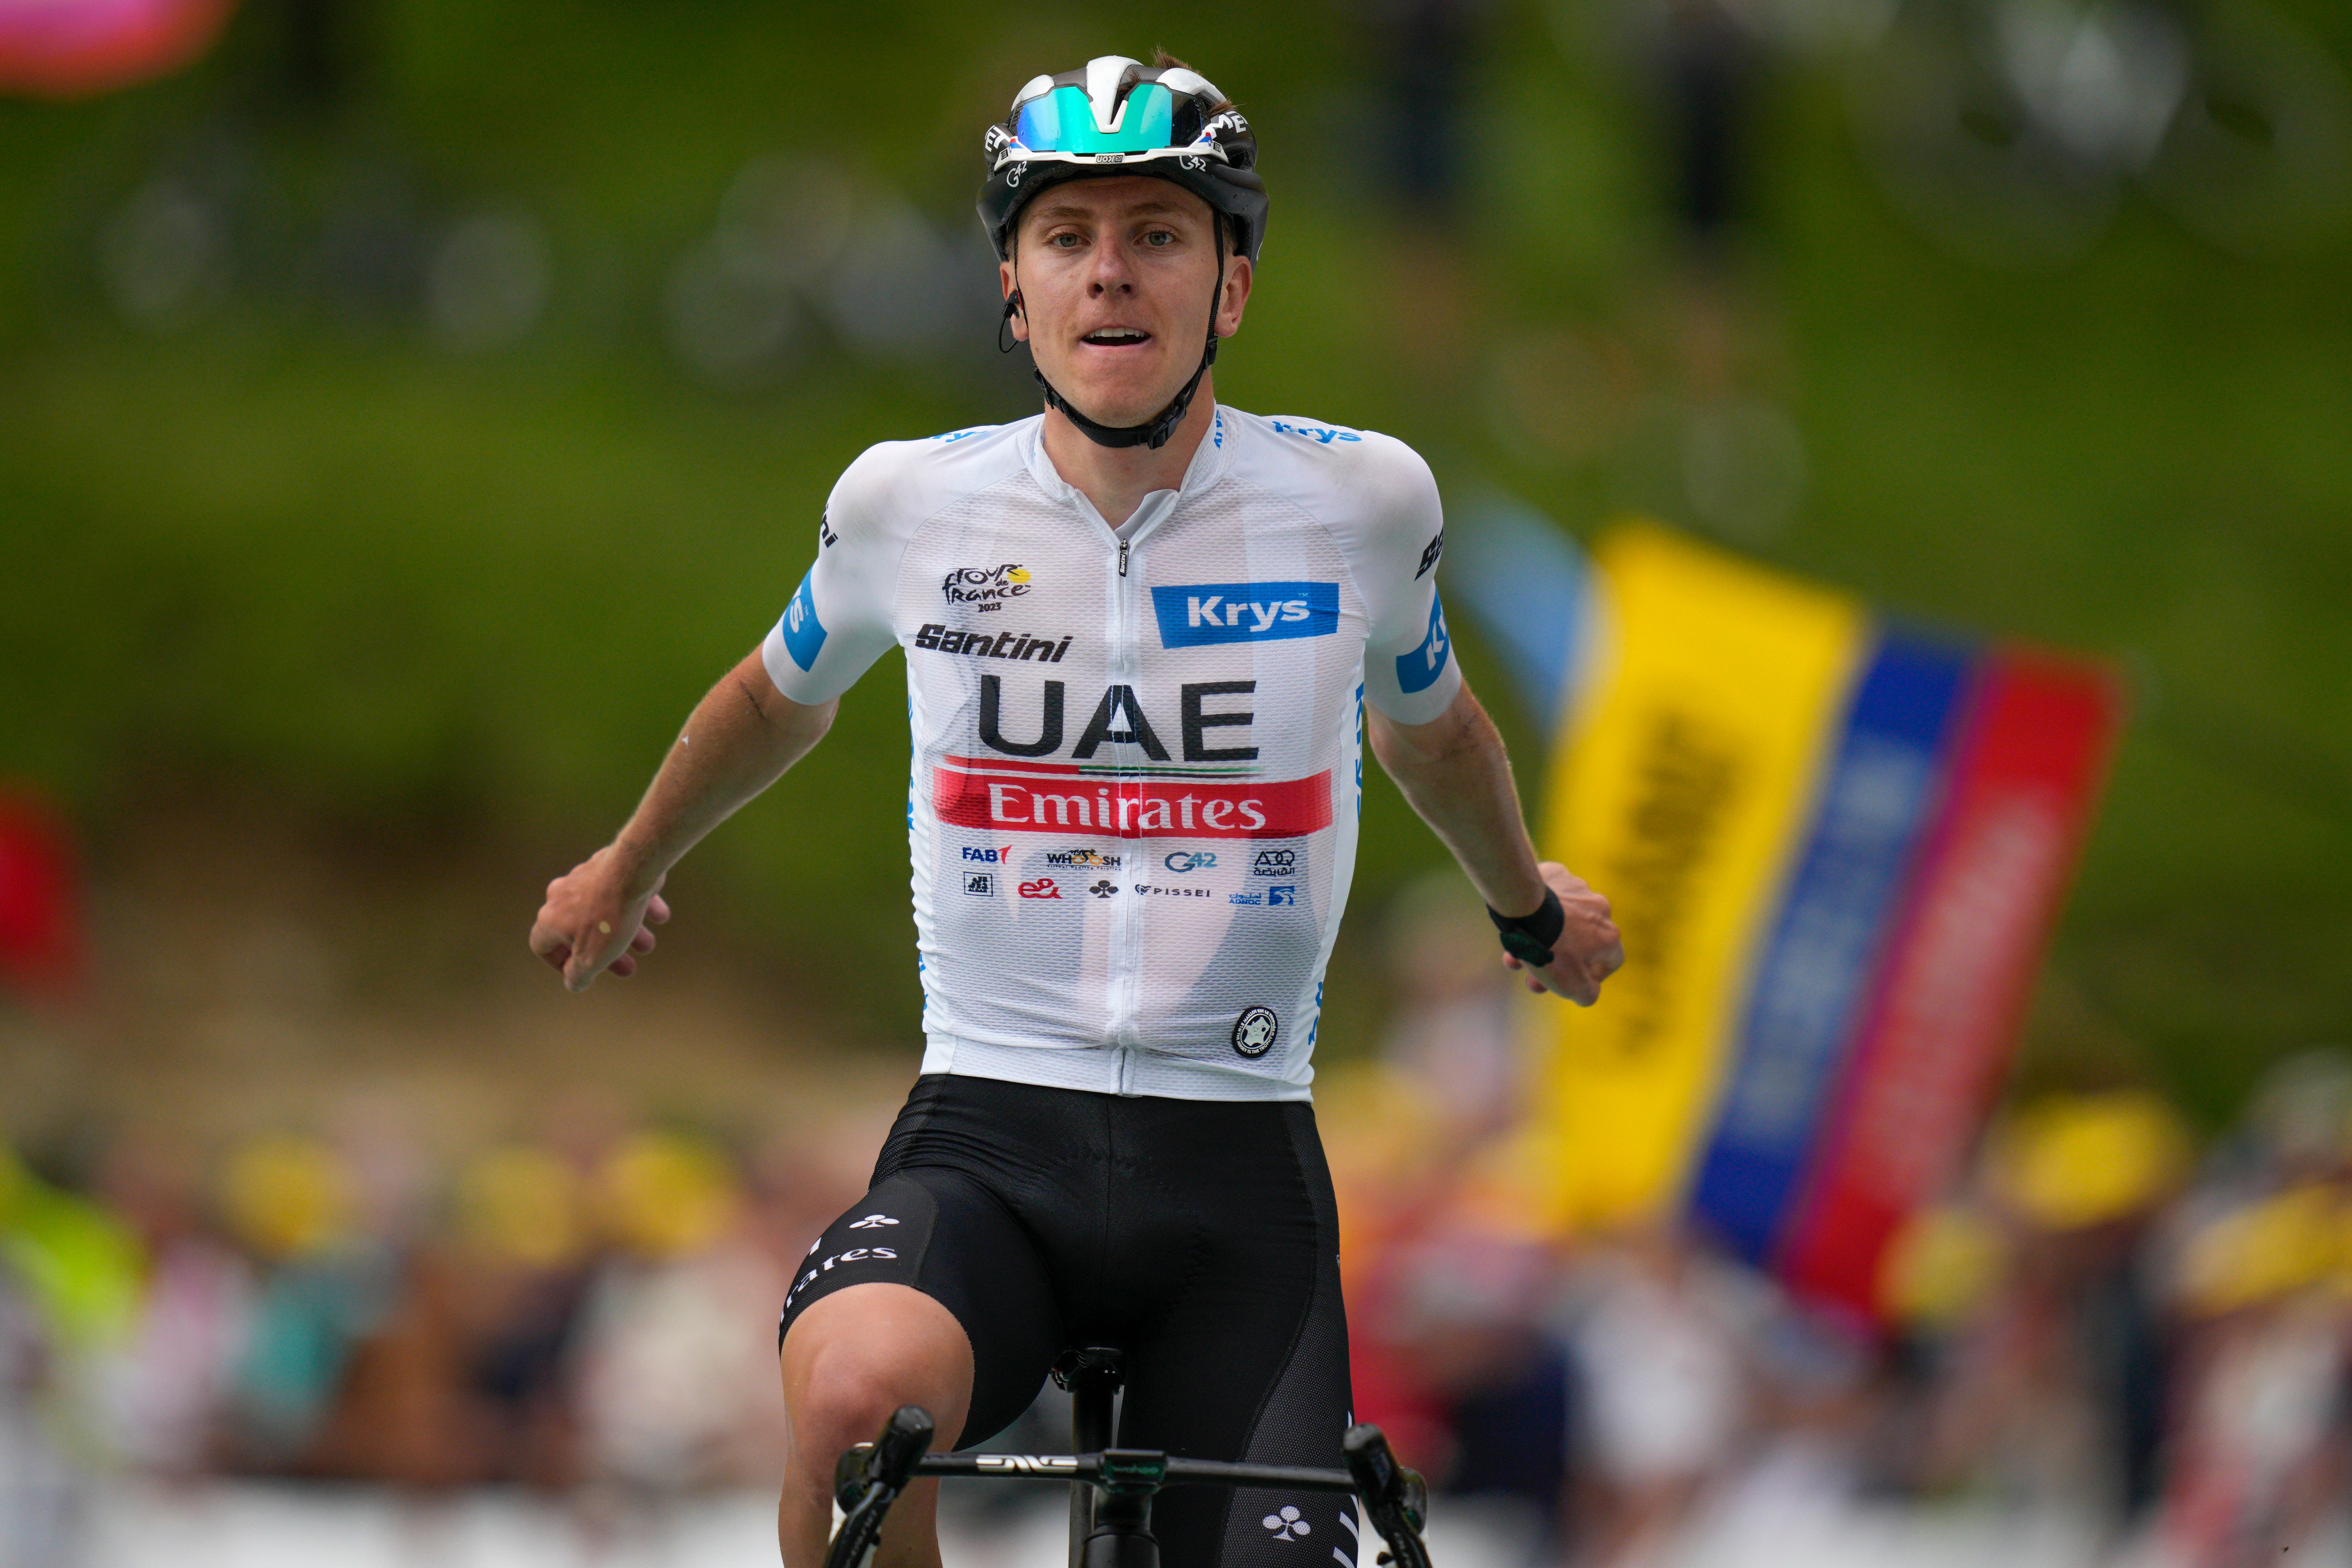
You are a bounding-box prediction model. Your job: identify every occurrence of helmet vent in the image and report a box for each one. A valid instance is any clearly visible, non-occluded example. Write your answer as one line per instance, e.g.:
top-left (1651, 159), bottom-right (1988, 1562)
top-left (1083, 55), bottom-right (1144, 134)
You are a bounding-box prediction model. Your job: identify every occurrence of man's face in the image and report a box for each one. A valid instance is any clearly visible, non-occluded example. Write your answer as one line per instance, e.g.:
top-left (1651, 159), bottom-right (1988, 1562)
top-left (1003, 177), bottom-right (1251, 429)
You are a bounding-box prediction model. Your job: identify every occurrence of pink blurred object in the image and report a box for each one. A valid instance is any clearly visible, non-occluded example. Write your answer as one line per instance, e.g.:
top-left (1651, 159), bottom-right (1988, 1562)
top-left (0, 788), bottom-right (84, 999)
top-left (0, 0), bottom-right (240, 98)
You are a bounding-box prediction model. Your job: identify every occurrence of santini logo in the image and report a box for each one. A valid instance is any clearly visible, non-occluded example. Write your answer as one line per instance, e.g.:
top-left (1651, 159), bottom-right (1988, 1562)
top-left (1152, 582), bottom-right (1338, 648)
top-left (915, 625), bottom-right (1071, 662)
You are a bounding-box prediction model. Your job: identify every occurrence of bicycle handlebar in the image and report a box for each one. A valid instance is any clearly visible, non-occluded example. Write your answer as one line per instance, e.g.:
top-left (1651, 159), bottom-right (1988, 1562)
top-left (910, 1451), bottom-right (1362, 1491)
top-left (825, 1410), bottom-right (1434, 1568)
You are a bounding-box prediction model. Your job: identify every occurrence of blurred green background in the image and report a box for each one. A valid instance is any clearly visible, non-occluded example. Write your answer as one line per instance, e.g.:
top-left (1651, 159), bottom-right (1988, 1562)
top-left (3, 0), bottom-right (2347, 1123)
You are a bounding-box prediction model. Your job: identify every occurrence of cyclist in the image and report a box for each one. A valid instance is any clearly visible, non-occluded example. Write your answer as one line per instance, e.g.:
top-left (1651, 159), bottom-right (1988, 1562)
top-left (529, 53), bottom-right (1622, 1568)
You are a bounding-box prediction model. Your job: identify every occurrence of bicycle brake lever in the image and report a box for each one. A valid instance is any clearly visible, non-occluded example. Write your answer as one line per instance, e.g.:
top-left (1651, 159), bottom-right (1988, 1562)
top-left (833, 1406), bottom-right (936, 1511)
top-left (1343, 1425), bottom-right (1432, 1568)
top-left (825, 1407), bottom-right (936, 1568)
top-left (868, 1406), bottom-right (936, 1491)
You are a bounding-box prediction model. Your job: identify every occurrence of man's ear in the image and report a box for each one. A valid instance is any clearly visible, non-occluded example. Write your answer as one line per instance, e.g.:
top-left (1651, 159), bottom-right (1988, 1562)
top-left (1216, 254), bottom-right (1253, 338)
top-left (999, 257), bottom-right (1028, 343)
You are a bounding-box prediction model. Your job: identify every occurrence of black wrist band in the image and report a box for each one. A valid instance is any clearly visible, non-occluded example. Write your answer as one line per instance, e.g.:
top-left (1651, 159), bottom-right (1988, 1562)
top-left (1487, 886), bottom-right (1566, 968)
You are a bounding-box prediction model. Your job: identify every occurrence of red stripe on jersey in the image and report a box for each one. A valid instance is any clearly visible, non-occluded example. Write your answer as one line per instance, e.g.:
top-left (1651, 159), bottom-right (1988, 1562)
top-left (933, 766), bottom-right (1334, 839)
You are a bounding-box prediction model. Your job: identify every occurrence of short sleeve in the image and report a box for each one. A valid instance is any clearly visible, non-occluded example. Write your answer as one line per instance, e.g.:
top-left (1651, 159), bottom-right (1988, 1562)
top-left (760, 449), bottom-right (909, 704)
top-left (1353, 442), bottom-right (1461, 725)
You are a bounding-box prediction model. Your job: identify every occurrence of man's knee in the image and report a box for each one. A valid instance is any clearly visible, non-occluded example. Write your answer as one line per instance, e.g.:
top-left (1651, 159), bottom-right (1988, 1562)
top-left (783, 1284), bottom-right (974, 1457)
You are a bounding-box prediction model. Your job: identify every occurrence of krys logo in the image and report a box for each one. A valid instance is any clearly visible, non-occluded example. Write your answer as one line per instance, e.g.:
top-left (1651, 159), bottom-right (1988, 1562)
top-left (945, 564), bottom-right (1032, 610)
top-left (1152, 582), bottom-right (1338, 648)
top-left (1394, 593), bottom-right (1452, 695)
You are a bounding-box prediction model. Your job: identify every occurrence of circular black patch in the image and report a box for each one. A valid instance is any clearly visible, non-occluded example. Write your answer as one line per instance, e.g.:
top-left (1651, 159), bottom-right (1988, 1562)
top-left (1230, 1006), bottom-right (1280, 1058)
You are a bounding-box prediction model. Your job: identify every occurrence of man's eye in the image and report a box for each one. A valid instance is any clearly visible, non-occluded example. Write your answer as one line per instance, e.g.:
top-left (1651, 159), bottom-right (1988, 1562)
top-left (1049, 233), bottom-right (1080, 248)
top-left (1143, 230), bottom-right (1175, 247)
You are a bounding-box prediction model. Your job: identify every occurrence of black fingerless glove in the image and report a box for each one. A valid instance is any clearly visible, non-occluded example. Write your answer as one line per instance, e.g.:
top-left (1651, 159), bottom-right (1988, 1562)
top-left (1487, 887), bottom-right (1565, 967)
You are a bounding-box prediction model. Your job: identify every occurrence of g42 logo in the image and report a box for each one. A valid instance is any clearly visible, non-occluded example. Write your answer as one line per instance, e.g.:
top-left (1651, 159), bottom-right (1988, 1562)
top-left (1163, 851), bottom-right (1217, 873)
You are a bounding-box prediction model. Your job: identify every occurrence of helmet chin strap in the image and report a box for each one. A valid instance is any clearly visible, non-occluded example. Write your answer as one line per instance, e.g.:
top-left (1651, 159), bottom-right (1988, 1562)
top-left (1009, 219), bottom-right (1224, 453)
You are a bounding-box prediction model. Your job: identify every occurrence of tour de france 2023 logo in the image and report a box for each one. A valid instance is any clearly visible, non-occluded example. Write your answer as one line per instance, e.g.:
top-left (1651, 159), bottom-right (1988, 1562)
top-left (944, 564), bottom-right (1032, 612)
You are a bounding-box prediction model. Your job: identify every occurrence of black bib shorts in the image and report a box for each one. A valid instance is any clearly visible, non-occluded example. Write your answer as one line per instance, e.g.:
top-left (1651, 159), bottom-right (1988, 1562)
top-left (778, 1073), bottom-right (1359, 1568)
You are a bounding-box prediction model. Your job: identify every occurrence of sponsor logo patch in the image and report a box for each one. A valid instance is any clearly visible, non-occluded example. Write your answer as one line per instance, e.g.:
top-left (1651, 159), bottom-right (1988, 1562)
top-left (778, 571), bottom-right (826, 671)
top-left (915, 624), bottom-right (1071, 661)
top-left (978, 1455), bottom-right (1079, 1473)
top-left (1231, 1007), bottom-right (1281, 1058)
top-left (1130, 884), bottom-right (1213, 899)
top-left (1417, 530), bottom-right (1443, 578)
top-left (963, 872), bottom-right (994, 895)
top-left (1267, 419), bottom-right (1362, 446)
top-left (1394, 592), bottom-right (1452, 695)
top-left (961, 846), bottom-right (1014, 863)
top-left (1151, 582), bottom-right (1339, 648)
top-left (1251, 849), bottom-right (1298, 877)
top-left (783, 1243), bottom-right (903, 1309)
top-left (935, 758), bottom-right (1334, 840)
top-left (944, 564), bottom-right (1032, 611)
top-left (1163, 850), bottom-right (1217, 872)
top-left (1260, 1505), bottom-right (1312, 1541)
top-left (1043, 848), bottom-right (1121, 868)
top-left (1017, 878), bottom-right (1062, 900)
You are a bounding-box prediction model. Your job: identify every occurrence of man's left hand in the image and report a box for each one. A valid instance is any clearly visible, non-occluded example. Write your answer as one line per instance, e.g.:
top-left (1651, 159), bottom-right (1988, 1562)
top-left (1503, 862), bottom-right (1623, 1006)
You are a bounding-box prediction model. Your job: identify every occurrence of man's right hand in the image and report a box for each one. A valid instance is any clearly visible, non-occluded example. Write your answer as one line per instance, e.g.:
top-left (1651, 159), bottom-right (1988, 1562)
top-left (529, 844), bottom-right (672, 993)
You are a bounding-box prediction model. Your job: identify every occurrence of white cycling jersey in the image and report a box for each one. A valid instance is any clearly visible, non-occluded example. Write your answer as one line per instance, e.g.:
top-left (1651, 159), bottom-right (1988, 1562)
top-left (761, 404), bottom-right (1459, 1100)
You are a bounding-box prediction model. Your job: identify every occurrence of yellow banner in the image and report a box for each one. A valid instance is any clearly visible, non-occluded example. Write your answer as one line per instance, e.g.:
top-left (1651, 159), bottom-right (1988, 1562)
top-left (1526, 525), bottom-right (1866, 1229)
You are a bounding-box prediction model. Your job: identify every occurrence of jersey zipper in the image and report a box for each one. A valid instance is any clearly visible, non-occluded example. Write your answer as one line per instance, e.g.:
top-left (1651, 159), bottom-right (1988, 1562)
top-left (1105, 528), bottom-right (1141, 1091)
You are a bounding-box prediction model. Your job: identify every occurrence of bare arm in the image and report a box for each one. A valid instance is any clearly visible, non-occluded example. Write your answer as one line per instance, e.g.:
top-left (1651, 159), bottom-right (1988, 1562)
top-left (528, 646), bottom-right (838, 991)
top-left (1367, 679), bottom-right (1623, 1005)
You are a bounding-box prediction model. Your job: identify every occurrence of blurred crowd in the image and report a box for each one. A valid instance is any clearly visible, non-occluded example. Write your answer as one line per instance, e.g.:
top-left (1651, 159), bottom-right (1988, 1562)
top-left (1334, 882), bottom-right (2352, 1568)
top-left (0, 1090), bottom-right (876, 1521)
top-left (4, 908), bottom-right (2351, 1568)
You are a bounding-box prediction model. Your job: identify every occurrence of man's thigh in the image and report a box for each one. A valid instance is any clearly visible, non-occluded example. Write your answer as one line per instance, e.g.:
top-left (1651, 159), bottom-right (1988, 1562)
top-left (780, 1167), bottom-right (1064, 1449)
top-left (1117, 1111), bottom-right (1357, 1568)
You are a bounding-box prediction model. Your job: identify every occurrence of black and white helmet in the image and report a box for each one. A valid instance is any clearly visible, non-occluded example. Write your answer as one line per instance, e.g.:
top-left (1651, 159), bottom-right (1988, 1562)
top-left (977, 55), bottom-right (1269, 263)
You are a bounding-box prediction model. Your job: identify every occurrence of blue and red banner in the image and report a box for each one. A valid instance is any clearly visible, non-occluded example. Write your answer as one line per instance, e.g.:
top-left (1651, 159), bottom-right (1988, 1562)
top-left (1515, 525), bottom-right (2124, 1324)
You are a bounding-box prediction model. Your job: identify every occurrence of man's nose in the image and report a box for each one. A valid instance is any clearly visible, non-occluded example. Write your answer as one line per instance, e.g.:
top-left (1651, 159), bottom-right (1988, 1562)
top-left (1086, 240), bottom-right (1137, 294)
